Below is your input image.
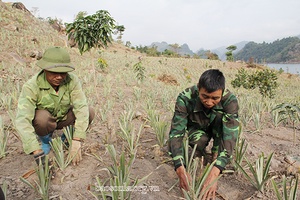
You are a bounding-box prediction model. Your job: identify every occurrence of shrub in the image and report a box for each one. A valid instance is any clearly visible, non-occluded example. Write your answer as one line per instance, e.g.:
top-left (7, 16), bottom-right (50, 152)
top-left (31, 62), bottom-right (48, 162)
top-left (231, 69), bottom-right (279, 98)
top-left (66, 10), bottom-right (116, 54)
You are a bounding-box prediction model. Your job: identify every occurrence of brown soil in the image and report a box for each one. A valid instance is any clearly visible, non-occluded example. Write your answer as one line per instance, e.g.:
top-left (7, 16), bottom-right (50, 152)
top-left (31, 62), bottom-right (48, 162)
top-left (158, 74), bottom-right (179, 86)
top-left (1, 110), bottom-right (300, 200)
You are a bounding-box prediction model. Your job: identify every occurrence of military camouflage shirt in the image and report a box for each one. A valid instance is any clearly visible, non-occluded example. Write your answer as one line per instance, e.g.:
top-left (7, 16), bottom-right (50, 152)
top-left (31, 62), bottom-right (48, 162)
top-left (16, 71), bottom-right (89, 154)
top-left (168, 85), bottom-right (239, 171)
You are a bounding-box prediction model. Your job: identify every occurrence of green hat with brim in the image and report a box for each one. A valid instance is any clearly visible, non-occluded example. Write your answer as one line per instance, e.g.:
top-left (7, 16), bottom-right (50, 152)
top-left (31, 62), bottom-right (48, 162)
top-left (37, 46), bottom-right (75, 73)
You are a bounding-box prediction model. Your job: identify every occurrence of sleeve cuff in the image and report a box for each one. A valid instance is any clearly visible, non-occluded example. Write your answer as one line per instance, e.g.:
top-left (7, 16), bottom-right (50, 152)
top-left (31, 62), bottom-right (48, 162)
top-left (214, 164), bottom-right (225, 173)
top-left (174, 163), bottom-right (186, 171)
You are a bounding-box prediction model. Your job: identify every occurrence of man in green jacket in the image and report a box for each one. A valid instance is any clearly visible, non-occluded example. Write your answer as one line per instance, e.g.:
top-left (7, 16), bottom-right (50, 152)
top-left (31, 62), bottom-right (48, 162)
top-left (168, 69), bottom-right (239, 199)
top-left (16, 46), bottom-right (94, 166)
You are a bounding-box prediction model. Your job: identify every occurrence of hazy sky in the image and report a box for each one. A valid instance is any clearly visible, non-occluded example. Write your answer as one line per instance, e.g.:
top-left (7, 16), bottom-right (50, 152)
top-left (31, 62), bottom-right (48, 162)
top-left (7, 0), bottom-right (300, 52)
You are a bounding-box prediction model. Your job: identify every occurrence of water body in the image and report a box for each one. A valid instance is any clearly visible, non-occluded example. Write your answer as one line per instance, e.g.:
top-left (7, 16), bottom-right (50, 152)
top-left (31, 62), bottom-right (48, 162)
top-left (266, 63), bottom-right (300, 75)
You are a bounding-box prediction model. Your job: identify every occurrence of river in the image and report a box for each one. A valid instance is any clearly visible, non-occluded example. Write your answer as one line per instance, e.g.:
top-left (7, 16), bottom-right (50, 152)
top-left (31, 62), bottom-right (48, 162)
top-left (266, 63), bottom-right (300, 75)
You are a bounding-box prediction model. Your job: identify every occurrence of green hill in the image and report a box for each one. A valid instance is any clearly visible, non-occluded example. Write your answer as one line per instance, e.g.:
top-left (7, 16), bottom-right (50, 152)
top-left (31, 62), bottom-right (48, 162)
top-left (235, 37), bottom-right (300, 63)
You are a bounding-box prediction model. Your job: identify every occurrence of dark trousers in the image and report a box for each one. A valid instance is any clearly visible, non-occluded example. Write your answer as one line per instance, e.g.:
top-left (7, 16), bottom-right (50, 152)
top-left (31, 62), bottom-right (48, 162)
top-left (32, 107), bottom-right (95, 136)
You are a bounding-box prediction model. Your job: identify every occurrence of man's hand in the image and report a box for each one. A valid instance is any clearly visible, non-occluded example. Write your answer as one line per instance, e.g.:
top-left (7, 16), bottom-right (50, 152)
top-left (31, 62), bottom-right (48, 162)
top-left (176, 165), bottom-right (192, 192)
top-left (201, 166), bottom-right (220, 200)
top-left (212, 152), bottom-right (218, 162)
top-left (70, 140), bottom-right (82, 165)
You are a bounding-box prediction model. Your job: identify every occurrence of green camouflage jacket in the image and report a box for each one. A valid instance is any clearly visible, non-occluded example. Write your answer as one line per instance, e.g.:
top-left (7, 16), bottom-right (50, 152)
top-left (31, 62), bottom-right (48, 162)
top-left (16, 71), bottom-right (89, 154)
top-left (168, 85), bottom-right (239, 171)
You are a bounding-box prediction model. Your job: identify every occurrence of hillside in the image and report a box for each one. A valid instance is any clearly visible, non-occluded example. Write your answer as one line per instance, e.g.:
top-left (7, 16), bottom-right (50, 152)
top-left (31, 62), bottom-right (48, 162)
top-left (1, 2), bottom-right (300, 200)
top-left (235, 37), bottom-right (300, 63)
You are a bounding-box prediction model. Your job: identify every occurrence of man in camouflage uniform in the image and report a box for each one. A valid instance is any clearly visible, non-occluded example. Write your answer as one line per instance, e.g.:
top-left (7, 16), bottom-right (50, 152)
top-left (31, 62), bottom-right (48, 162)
top-left (168, 69), bottom-right (239, 199)
top-left (16, 46), bottom-right (94, 166)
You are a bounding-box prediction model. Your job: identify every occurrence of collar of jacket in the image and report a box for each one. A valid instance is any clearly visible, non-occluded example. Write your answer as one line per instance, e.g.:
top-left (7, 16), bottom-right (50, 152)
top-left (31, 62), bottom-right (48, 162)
top-left (36, 70), bottom-right (71, 89)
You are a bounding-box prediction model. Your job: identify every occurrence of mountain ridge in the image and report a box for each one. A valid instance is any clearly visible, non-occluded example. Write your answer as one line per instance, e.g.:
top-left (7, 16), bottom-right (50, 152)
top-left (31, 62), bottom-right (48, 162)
top-left (148, 35), bottom-right (300, 62)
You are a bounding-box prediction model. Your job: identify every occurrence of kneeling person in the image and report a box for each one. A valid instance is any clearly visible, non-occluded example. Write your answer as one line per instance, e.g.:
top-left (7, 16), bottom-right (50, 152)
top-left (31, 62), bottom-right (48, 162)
top-left (168, 69), bottom-right (239, 199)
top-left (16, 46), bottom-right (94, 166)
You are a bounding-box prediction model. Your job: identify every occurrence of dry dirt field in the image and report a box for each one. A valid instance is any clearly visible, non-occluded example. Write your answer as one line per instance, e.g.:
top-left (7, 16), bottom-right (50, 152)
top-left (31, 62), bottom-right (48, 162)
top-left (1, 112), bottom-right (300, 200)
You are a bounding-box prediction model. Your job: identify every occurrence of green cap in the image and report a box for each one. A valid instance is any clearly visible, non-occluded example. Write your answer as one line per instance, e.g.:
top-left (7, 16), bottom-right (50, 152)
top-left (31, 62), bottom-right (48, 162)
top-left (37, 46), bottom-right (75, 72)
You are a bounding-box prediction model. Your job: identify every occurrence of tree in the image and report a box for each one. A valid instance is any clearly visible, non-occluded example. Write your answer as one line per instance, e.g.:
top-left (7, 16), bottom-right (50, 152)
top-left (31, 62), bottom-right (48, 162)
top-left (169, 43), bottom-right (180, 55)
top-left (162, 49), bottom-right (177, 57)
top-left (115, 25), bottom-right (125, 42)
top-left (226, 45), bottom-right (237, 61)
top-left (75, 11), bottom-right (88, 20)
top-left (66, 10), bottom-right (116, 54)
top-left (231, 69), bottom-right (279, 98)
top-left (227, 45), bottom-right (237, 51)
top-left (125, 41), bottom-right (131, 48)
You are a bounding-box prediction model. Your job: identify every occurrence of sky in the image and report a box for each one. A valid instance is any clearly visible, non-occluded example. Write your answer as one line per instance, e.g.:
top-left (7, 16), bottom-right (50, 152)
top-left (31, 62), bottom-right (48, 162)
top-left (6, 0), bottom-right (300, 52)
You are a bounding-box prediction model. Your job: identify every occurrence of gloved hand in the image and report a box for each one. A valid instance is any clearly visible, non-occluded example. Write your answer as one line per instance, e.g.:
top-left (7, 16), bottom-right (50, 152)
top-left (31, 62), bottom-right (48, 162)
top-left (70, 140), bottom-right (82, 165)
top-left (33, 151), bottom-right (45, 166)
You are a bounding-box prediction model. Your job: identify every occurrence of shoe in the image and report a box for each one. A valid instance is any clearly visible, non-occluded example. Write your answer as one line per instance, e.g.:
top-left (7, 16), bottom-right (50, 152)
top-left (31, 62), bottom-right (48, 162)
top-left (39, 133), bottom-right (53, 155)
top-left (61, 133), bottom-right (66, 143)
top-left (61, 133), bottom-right (70, 148)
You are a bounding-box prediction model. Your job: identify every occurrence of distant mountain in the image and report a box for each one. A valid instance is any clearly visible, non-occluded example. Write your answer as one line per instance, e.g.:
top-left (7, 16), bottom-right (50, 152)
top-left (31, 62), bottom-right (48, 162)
top-left (180, 43), bottom-right (194, 56)
top-left (149, 42), bottom-right (194, 56)
top-left (150, 41), bottom-right (169, 52)
top-left (148, 35), bottom-right (300, 63)
top-left (149, 41), bottom-right (246, 59)
top-left (210, 41), bottom-right (249, 61)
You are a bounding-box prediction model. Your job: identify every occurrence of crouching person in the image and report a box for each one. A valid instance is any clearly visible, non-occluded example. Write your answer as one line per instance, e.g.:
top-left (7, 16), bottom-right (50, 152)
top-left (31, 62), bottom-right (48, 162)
top-left (168, 69), bottom-right (239, 199)
top-left (16, 46), bottom-right (95, 166)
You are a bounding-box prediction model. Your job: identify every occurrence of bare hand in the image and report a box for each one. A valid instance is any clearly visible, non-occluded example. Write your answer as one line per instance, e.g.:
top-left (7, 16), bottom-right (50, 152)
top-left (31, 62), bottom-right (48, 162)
top-left (201, 166), bottom-right (220, 200)
top-left (70, 140), bottom-right (82, 165)
top-left (176, 166), bottom-right (192, 193)
top-left (212, 152), bottom-right (218, 162)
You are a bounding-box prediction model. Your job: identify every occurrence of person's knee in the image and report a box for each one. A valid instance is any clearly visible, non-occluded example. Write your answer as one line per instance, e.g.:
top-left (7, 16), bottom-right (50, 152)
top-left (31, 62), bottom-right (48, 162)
top-left (33, 110), bottom-right (56, 136)
top-left (190, 134), bottom-right (210, 151)
top-left (34, 110), bottom-right (51, 125)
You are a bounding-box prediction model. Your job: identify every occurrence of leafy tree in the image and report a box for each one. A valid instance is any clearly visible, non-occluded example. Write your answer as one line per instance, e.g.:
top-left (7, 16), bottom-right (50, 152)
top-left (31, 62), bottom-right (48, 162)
top-left (66, 10), bottom-right (116, 54)
top-left (226, 45), bottom-right (237, 61)
top-left (115, 25), bottom-right (125, 42)
top-left (146, 46), bottom-right (160, 56)
top-left (169, 43), bottom-right (180, 54)
top-left (162, 49), bottom-right (178, 57)
top-left (135, 45), bottom-right (148, 53)
top-left (135, 45), bottom-right (160, 56)
top-left (125, 41), bottom-right (131, 48)
top-left (231, 69), bottom-right (279, 98)
top-left (75, 11), bottom-right (88, 20)
top-left (227, 45), bottom-right (237, 51)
